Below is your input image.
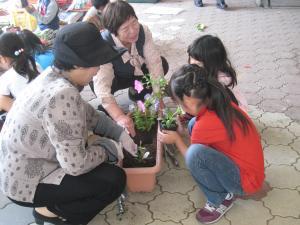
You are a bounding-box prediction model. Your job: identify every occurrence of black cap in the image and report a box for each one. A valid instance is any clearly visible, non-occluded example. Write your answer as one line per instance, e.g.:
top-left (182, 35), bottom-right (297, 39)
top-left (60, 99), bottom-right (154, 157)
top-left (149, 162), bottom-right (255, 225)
top-left (53, 22), bottom-right (125, 67)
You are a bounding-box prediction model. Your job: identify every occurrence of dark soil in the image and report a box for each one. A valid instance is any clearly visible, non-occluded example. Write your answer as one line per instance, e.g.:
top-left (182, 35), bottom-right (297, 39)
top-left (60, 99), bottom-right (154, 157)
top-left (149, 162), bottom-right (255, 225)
top-left (122, 137), bottom-right (157, 168)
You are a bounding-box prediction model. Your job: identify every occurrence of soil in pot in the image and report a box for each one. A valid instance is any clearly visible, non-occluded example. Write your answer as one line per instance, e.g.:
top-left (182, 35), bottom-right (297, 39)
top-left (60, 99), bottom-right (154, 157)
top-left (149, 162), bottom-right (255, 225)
top-left (159, 120), bottom-right (178, 131)
top-left (122, 137), bottom-right (157, 168)
top-left (133, 122), bottom-right (158, 145)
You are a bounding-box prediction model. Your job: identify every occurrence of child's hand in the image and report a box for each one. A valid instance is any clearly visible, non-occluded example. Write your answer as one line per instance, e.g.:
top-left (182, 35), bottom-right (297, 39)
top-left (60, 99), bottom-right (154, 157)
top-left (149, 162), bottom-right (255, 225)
top-left (158, 129), bottom-right (180, 145)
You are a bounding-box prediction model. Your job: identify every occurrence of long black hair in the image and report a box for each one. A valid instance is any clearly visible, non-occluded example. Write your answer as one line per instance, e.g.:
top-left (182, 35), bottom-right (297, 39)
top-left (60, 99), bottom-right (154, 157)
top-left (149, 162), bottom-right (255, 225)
top-left (18, 29), bottom-right (49, 55)
top-left (0, 32), bottom-right (39, 82)
top-left (187, 35), bottom-right (237, 88)
top-left (170, 64), bottom-right (249, 141)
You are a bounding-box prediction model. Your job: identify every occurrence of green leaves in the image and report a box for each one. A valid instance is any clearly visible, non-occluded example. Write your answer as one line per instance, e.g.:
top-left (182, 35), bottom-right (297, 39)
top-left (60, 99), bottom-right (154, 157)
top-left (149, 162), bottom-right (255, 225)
top-left (161, 106), bottom-right (183, 129)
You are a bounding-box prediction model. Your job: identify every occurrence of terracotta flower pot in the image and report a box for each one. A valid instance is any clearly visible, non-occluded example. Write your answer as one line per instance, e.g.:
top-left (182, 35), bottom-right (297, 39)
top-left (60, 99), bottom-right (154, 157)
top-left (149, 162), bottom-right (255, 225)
top-left (124, 137), bottom-right (163, 192)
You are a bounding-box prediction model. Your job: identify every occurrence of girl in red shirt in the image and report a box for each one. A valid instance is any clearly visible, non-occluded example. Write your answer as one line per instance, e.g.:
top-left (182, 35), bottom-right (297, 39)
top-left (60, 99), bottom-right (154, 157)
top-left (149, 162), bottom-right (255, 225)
top-left (158, 64), bottom-right (264, 224)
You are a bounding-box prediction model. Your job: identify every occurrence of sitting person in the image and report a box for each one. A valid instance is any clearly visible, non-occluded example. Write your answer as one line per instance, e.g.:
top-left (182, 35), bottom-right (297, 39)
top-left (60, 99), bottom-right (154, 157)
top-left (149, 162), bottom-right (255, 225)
top-left (25, 0), bottom-right (60, 31)
top-left (82, 0), bottom-right (108, 31)
top-left (188, 35), bottom-right (248, 112)
top-left (18, 29), bottom-right (54, 70)
top-left (93, 0), bottom-right (169, 137)
top-left (0, 22), bottom-right (137, 225)
top-left (0, 32), bottom-right (39, 130)
top-left (159, 64), bottom-right (264, 224)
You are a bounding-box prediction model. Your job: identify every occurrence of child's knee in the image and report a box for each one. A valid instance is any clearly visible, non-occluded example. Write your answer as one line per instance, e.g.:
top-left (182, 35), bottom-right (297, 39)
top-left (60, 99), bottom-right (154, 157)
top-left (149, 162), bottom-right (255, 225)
top-left (185, 144), bottom-right (207, 168)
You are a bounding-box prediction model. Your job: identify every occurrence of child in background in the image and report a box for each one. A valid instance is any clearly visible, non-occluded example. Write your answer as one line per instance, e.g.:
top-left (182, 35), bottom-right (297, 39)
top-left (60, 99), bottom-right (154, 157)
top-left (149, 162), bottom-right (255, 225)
top-left (83, 0), bottom-right (108, 31)
top-left (18, 29), bottom-right (54, 70)
top-left (0, 32), bottom-right (39, 129)
top-left (188, 35), bottom-right (248, 112)
top-left (158, 64), bottom-right (264, 224)
top-left (25, 0), bottom-right (60, 31)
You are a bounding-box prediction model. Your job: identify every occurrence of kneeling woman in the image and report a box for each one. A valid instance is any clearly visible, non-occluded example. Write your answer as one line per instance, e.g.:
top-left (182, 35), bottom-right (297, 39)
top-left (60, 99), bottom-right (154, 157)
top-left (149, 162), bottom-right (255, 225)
top-left (0, 22), bottom-right (137, 225)
top-left (93, 0), bottom-right (169, 137)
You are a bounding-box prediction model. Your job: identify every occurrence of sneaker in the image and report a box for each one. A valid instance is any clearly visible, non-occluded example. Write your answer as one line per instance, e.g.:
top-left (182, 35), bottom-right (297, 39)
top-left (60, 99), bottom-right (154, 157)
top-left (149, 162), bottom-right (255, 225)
top-left (194, 0), bottom-right (204, 7)
top-left (216, 2), bottom-right (228, 9)
top-left (196, 194), bottom-right (235, 224)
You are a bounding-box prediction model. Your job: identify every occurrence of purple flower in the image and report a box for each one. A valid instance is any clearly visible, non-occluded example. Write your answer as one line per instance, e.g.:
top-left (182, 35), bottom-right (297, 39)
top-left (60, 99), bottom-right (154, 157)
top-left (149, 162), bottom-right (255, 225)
top-left (137, 100), bottom-right (146, 112)
top-left (144, 93), bottom-right (151, 100)
top-left (134, 80), bottom-right (144, 94)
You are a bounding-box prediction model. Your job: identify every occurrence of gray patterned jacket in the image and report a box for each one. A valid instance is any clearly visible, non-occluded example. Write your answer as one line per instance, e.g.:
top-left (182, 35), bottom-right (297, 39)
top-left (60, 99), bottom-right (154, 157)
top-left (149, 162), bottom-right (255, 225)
top-left (0, 68), bottom-right (123, 203)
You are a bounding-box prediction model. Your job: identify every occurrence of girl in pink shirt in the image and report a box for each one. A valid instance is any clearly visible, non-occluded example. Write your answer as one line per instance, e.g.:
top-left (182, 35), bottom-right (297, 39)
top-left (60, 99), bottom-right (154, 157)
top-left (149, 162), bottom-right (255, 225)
top-left (188, 35), bottom-right (248, 112)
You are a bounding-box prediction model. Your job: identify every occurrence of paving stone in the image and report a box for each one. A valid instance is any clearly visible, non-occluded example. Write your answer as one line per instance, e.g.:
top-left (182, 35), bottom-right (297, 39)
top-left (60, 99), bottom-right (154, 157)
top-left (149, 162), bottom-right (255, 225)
top-left (186, 186), bottom-right (206, 209)
top-left (291, 138), bottom-right (300, 154)
top-left (283, 94), bottom-right (300, 107)
top-left (149, 192), bottom-right (193, 222)
top-left (127, 186), bottom-right (162, 204)
top-left (106, 202), bottom-right (153, 225)
top-left (247, 105), bottom-right (264, 120)
top-left (263, 189), bottom-right (300, 217)
top-left (264, 145), bottom-right (298, 165)
top-left (265, 165), bottom-right (300, 189)
top-left (285, 106), bottom-right (300, 122)
top-left (295, 159), bottom-right (300, 171)
top-left (148, 220), bottom-right (182, 225)
top-left (257, 89), bottom-right (287, 100)
top-left (259, 112), bottom-right (292, 128)
top-left (281, 84), bottom-right (300, 95)
top-left (252, 118), bottom-right (265, 133)
top-left (259, 99), bottom-right (289, 113)
top-left (87, 214), bottom-right (108, 225)
top-left (244, 94), bottom-right (263, 106)
top-left (226, 199), bottom-right (272, 225)
top-left (262, 127), bottom-right (294, 145)
top-left (287, 122), bottom-right (300, 137)
top-left (268, 216), bottom-right (300, 225)
top-left (0, 194), bottom-right (11, 209)
top-left (157, 160), bottom-right (170, 177)
top-left (158, 169), bottom-right (195, 194)
top-left (0, 203), bottom-right (34, 225)
top-left (181, 212), bottom-right (230, 225)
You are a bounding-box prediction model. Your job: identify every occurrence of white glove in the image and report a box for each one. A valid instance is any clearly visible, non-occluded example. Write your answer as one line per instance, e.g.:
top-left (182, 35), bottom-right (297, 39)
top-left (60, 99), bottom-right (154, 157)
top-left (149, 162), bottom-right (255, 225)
top-left (88, 135), bottom-right (123, 162)
top-left (119, 131), bottom-right (138, 157)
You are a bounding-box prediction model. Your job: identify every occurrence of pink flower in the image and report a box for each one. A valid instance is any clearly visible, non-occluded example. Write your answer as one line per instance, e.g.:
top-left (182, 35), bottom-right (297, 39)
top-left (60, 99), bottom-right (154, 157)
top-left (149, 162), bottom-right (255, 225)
top-left (134, 80), bottom-right (144, 94)
top-left (137, 100), bottom-right (146, 112)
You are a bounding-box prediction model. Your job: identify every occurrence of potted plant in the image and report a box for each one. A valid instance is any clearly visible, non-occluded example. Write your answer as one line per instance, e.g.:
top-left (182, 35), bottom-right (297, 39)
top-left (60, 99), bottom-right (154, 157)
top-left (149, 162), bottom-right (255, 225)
top-left (123, 136), bottom-right (163, 192)
top-left (123, 75), bottom-right (169, 192)
top-left (159, 106), bottom-right (183, 131)
top-left (131, 96), bottom-right (158, 145)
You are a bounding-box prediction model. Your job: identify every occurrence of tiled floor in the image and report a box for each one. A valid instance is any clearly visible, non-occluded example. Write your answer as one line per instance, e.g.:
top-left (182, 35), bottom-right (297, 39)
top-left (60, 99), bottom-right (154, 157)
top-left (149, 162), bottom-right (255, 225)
top-left (1, 0), bottom-right (300, 224)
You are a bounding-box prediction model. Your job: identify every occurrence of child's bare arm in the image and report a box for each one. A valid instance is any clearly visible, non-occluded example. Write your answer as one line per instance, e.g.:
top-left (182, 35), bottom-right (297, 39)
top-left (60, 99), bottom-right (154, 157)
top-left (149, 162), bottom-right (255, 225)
top-left (0, 95), bottom-right (13, 111)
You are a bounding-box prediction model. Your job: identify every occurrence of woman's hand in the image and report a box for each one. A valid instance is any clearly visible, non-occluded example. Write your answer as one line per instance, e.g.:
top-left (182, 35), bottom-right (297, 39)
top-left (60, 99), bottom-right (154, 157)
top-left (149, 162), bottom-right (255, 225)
top-left (116, 114), bottom-right (136, 137)
top-left (158, 129), bottom-right (180, 145)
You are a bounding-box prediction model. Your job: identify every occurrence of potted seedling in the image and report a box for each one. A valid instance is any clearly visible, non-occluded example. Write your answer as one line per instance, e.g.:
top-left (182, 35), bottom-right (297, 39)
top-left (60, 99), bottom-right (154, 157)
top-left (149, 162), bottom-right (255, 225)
top-left (159, 106), bottom-right (183, 131)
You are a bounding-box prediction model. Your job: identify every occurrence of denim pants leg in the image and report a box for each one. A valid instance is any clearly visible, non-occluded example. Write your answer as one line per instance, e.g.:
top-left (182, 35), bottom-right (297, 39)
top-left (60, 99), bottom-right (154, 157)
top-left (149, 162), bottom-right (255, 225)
top-left (185, 144), bottom-right (244, 207)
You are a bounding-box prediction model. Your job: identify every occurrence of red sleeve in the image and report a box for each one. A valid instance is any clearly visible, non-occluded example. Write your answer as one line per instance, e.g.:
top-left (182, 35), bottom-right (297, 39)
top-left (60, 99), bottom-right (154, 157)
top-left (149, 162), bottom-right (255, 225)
top-left (190, 113), bottom-right (228, 145)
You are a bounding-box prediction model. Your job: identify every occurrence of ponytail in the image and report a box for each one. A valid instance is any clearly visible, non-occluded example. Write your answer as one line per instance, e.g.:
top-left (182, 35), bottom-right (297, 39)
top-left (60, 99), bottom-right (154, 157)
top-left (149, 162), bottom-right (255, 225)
top-left (12, 51), bottom-right (39, 82)
top-left (0, 32), bottom-right (39, 82)
top-left (170, 64), bottom-right (249, 141)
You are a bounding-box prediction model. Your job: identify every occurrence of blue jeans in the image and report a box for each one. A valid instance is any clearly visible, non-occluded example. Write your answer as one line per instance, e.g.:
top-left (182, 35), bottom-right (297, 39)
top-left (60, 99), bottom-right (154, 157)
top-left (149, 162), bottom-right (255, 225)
top-left (186, 118), bottom-right (244, 207)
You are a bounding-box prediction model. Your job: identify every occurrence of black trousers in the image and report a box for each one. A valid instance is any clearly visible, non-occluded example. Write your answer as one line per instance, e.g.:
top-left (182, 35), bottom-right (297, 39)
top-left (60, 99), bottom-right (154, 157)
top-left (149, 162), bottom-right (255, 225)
top-left (10, 163), bottom-right (126, 225)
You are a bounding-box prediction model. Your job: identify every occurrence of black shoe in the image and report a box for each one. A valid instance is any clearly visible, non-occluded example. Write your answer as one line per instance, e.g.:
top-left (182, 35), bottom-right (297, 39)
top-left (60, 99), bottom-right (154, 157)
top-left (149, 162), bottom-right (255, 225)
top-left (194, 0), bottom-right (204, 7)
top-left (216, 2), bottom-right (228, 9)
top-left (33, 209), bottom-right (71, 225)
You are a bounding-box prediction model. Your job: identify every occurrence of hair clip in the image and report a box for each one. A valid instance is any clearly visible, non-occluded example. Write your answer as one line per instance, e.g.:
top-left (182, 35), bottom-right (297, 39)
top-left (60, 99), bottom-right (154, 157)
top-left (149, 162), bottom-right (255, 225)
top-left (14, 48), bottom-right (24, 56)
